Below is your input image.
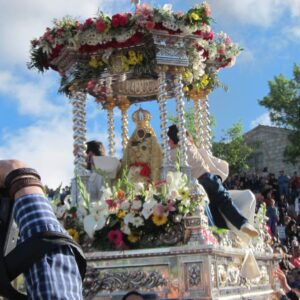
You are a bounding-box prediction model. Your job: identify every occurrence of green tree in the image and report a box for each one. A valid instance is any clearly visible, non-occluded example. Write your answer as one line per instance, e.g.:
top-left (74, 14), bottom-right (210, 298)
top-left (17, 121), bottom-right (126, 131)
top-left (212, 122), bottom-right (253, 174)
top-left (258, 64), bottom-right (300, 163)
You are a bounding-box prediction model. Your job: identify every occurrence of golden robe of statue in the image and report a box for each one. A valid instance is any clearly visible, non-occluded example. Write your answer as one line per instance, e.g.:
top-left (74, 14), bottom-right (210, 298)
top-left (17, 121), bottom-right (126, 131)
top-left (122, 108), bottom-right (162, 183)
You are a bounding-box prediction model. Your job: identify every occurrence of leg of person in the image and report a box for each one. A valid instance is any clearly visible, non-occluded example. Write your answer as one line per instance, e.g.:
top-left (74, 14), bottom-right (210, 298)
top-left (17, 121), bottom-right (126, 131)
top-left (198, 172), bottom-right (258, 237)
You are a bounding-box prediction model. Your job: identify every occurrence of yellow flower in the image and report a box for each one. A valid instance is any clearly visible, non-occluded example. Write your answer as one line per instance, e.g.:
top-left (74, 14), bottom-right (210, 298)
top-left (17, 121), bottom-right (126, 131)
top-left (117, 210), bottom-right (126, 219)
top-left (88, 57), bottom-right (98, 68)
top-left (190, 12), bottom-right (200, 21)
top-left (152, 214), bottom-right (168, 226)
top-left (128, 50), bottom-right (136, 58)
top-left (137, 53), bottom-right (143, 63)
top-left (201, 74), bottom-right (209, 87)
top-left (128, 233), bottom-right (140, 243)
top-left (67, 228), bottom-right (80, 243)
top-left (179, 187), bottom-right (190, 200)
top-left (183, 86), bottom-right (190, 92)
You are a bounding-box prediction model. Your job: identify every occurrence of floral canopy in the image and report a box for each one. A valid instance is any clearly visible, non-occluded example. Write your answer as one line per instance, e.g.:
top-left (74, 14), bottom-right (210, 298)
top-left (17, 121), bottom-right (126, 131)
top-left (28, 2), bottom-right (241, 104)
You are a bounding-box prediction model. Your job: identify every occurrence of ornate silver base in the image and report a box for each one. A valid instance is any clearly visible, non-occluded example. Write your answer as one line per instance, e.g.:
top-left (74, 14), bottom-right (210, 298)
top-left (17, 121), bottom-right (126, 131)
top-left (83, 245), bottom-right (278, 300)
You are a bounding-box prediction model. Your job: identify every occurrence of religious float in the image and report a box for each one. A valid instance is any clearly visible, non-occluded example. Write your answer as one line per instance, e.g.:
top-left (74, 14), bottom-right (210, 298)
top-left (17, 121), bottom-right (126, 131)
top-left (29, 1), bottom-right (279, 299)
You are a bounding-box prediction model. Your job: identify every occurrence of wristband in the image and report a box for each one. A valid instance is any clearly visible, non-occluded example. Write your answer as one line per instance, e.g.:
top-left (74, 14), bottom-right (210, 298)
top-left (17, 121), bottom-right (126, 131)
top-left (4, 168), bottom-right (41, 188)
top-left (9, 177), bottom-right (43, 199)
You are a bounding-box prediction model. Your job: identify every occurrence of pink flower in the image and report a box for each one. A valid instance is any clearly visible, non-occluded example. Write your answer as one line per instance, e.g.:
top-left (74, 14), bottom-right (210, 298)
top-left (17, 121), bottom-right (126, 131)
top-left (86, 80), bottom-right (96, 90)
top-left (154, 203), bottom-right (165, 215)
top-left (108, 229), bottom-right (123, 246)
top-left (203, 3), bottom-right (211, 17)
top-left (167, 200), bottom-right (176, 212)
top-left (96, 19), bottom-right (106, 32)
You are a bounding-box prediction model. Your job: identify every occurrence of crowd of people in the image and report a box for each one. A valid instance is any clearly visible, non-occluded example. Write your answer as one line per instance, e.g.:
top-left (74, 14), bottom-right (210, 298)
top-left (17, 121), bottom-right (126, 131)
top-left (225, 168), bottom-right (300, 299)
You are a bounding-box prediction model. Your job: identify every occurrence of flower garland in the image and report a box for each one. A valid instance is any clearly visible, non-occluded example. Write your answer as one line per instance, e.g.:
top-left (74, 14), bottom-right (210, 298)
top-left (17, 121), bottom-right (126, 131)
top-left (28, 2), bottom-right (241, 99)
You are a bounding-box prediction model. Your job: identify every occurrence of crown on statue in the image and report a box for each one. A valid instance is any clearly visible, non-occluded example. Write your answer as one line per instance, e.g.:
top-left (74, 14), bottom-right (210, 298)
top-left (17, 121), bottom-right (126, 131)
top-left (132, 108), bottom-right (152, 127)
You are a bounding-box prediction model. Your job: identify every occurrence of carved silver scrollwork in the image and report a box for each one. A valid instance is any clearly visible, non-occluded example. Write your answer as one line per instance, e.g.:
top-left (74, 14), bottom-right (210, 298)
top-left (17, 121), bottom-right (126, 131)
top-left (188, 263), bottom-right (202, 287)
top-left (83, 268), bottom-right (167, 298)
top-left (140, 223), bottom-right (184, 247)
top-left (153, 33), bottom-right (189, 66)
top-left (71, 90), bottom-right (87, 176)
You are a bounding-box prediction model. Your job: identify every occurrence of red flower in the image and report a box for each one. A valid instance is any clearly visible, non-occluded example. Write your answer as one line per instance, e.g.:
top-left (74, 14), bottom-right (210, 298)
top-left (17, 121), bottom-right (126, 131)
top-left (95, 19), bottom-right (106, 32)
top-left (131, 162), bottom-right (151, 178)
top-left (111, 14), bottom-right (121, 27)
top-left (106, 199), bottom-right (118, 209)
top-left (145, 21), bottom-right (155, 30)
top-left (108, 229), bottom-right (123, 247)
top-left (84, 18), bottom-right (94, 27)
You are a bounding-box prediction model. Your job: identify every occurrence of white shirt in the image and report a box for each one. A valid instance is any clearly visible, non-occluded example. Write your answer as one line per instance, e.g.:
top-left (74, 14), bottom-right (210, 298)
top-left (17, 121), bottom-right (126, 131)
top-left (170, 141), bottom-right (229, 181)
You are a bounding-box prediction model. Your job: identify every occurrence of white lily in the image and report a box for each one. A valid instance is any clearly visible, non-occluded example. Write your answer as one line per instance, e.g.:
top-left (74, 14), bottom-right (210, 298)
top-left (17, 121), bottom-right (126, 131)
top-left (141, 199), bottom-right (157, 219)
top-left (124, 213), bottom-right (136, 225)
top-left (132, 199), bottom-right (142, 210)
top-left (134, 182), bottom-right (144, 194)
top-left (162, 4), bottom-right (173, 13)
top-left (131, 216), bottom-right (144, 228)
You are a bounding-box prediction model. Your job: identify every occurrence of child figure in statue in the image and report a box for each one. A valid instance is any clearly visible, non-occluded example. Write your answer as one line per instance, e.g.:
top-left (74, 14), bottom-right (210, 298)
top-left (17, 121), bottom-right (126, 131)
top-left (167, 125), bottom-right (258, 238)
top-left (122, 108), bottom-right (162, 183)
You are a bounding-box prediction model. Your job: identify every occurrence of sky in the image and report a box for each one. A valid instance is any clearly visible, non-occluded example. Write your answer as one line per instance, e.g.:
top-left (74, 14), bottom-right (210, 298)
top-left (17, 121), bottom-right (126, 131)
top-left (0, 0), bottom-right (299, 187)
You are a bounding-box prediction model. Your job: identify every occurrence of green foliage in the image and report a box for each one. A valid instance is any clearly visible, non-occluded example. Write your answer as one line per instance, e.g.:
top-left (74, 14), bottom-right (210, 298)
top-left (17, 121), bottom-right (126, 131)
top-left (258, 64), bottom-right (300, 163)
top-left (212, 122), bottom-right (254, 174)
top-left (76, 175), bottom-right (90, 212)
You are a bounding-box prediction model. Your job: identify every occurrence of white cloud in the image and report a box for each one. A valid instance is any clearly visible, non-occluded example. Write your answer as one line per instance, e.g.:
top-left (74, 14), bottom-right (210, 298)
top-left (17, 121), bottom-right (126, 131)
top-left (284, 24), bottom-right (300, 39)
top-left (0, 70), bottom-right (65, 116)
top-left (0, 0), bottom-right (130, 67)
top-left (250, 112), bottom-right (272, 129)
top-left (0, 117), bottom-right (74, 187)
top-left (184, 0), bottom-right (300, 28)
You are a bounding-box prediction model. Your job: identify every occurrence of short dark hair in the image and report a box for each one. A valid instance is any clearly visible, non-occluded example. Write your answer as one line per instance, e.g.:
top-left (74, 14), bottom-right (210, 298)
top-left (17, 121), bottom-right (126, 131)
top-left (86, 140), bottom-right (105, 156)
top-left (167, 124), bottom-right (179, 145)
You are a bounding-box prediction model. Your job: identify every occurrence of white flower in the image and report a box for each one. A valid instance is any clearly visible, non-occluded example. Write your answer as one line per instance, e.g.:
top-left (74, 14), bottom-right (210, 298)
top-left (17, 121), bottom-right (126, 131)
top-left (121, 222), bottom-right (131, 235)
top-left (100, 186), bottom-right (113, 201)
top-left (83, 213), bottom-right (106, 239)
top-left (131, 216), bottom-right (144, 228)
top-left (162, 4), bottom-right (173, 13)
top-left (120, 200), bottom-right (131, 211)
top-left (132, 199), bottom-right (142, 210)
top-left (142, 200), bottom-right (157, 219)
top-left (124, 213), bottom-right (136, 225)
top-left (55, 202), bottom-right (70, 219)
top-left (134, 182), bottom-right (144, 194)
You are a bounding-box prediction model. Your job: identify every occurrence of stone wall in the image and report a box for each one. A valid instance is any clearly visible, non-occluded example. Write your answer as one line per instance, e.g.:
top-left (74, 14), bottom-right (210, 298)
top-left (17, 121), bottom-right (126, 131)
top-left (244, 125), bottom-right (300, 176)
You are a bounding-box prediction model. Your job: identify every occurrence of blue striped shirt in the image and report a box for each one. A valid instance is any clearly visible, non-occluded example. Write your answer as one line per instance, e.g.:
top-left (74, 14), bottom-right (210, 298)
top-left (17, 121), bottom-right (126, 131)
top-left (13, 194), bottom-right (82, 299)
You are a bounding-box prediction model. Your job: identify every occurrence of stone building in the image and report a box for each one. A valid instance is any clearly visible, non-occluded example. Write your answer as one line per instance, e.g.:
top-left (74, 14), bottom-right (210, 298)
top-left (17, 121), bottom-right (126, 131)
top-left (244, 125), bottom-right (300, 176)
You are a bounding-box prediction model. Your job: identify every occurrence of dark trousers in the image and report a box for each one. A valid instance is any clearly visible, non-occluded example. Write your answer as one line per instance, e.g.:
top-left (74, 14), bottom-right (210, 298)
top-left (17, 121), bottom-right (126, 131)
top-left (198, 172), bottom-right (247, 230)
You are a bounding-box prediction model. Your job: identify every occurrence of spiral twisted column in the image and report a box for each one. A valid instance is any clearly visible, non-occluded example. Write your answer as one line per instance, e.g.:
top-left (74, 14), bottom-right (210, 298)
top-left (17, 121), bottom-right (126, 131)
top-left (106, 99), bottom-right (116, 157)
top-left (193, 99), bottom-right (205, 148)
top-left (174, 72), bottom-right (191, 179)
top-left (70, 89), bottom-right (88, 176)
top-left (201, 96), bottom-right (212, 154)
top-left (119, 96), bottom-right (130, 152)
top-left (158, 69), bottom-right (175, 178)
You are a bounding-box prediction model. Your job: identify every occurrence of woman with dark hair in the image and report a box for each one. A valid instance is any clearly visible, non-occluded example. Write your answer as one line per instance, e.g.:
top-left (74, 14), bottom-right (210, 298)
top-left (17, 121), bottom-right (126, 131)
top-left (85, 140), bottom-right (106, 201)
top-left (167, 124), bottom-right (258, 238)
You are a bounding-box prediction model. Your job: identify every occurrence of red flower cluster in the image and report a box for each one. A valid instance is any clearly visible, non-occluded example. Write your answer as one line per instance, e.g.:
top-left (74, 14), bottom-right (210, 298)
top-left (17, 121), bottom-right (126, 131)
top-left (84, 18), bottom-right (94, 27)
top-left (193, 30), bottom-right (214, 41)
top-left (95, 19), bottom-right (106, 33)
top-left (131, 162), bottom-right (151, 178)
top-left (111, 13), bottom-right (131, 28)
top-left (107, 229), bottom-right (123, 247)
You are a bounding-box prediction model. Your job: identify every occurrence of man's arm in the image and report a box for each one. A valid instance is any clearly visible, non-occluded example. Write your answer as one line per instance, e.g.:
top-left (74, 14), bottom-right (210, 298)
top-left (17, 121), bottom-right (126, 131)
top-left (1, 160), bottom-right (83, 300)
